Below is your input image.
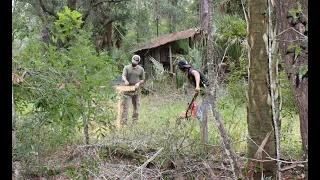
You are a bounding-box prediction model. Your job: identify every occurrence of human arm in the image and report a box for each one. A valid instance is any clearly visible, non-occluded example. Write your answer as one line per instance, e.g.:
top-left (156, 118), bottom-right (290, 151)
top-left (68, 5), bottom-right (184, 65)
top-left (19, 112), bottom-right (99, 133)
top-left (191, 70), bottom-right (200, 92)
top-left (134, 69), bottom-right (145, 89)
top-left (134, 79), bottom-right (144, 89)
top-left (122, 75), bottom-right (129, 85)
top-left (122, 66), bottom-right (129, 85)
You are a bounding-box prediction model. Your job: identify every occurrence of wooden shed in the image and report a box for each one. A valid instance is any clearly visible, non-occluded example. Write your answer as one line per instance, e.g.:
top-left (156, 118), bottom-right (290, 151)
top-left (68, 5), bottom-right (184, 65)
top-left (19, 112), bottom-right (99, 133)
top-left (130, 28), bottom-right (201, 79)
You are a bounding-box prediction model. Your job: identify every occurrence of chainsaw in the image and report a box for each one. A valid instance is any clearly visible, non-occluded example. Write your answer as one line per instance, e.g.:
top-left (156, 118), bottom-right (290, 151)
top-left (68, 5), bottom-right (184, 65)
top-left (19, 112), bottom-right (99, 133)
top-left (185, 91), bottom-right (199, 119)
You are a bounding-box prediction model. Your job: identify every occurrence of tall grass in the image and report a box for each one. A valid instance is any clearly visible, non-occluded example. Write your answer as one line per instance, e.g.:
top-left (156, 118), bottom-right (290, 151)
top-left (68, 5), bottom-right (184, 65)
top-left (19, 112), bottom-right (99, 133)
top-left (15, 76), bottom-right (303, 179)
top-left (100, 76), bottom-right (302, 160)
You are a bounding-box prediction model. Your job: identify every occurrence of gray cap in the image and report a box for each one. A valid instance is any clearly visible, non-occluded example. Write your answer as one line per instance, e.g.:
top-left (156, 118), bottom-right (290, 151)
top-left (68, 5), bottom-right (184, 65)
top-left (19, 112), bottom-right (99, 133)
top-left (132, 55), bottom-right (141, 64)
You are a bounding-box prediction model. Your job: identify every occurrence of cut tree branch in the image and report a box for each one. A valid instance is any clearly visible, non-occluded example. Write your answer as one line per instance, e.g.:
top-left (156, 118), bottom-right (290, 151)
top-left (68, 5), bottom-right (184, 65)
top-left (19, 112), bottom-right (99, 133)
top-left (123, 147), bottom-right (164, 180)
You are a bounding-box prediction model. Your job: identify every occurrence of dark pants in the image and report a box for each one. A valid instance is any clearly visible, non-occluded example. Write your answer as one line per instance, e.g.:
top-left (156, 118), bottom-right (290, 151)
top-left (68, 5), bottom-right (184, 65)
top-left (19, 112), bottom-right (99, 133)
top-left (120, 92), bottom-right (140, 124)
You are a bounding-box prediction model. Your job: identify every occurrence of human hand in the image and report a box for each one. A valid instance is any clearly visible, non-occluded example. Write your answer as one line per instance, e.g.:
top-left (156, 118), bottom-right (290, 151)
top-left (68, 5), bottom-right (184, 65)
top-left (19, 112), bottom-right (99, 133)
top-left (124, 80), bottom-right (129, 86)
top-left (134, 82), bottom-right (140, 89)
top-left (195, 86), bottom-right (200, 92)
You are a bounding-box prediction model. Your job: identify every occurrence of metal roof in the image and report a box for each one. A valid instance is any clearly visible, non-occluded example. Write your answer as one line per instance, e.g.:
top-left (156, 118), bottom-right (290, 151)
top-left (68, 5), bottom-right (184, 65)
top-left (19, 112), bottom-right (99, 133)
top-left (130, 28), bottom-right (200, 53)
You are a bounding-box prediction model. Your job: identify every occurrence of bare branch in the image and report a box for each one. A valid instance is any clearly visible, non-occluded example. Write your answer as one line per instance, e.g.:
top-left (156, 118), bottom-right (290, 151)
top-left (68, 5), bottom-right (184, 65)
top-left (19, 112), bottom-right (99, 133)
top-left (280, 164), bottom-right (304, 172)
top-left (272, 27), bottom-right (307, 40)
top-left (123, 147), bottom-right (164, 180)
top-left (241, 0), bottom-right (249, 33)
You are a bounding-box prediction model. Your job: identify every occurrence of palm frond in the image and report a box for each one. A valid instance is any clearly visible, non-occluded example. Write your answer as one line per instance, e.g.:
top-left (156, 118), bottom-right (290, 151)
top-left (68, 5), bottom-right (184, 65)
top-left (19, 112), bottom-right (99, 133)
top-left (177, 40), bottom-right (190, 53)
top-left (148, 55), bottom-right (164, 80)
top-left (148, 56), bottom-right (164, 72)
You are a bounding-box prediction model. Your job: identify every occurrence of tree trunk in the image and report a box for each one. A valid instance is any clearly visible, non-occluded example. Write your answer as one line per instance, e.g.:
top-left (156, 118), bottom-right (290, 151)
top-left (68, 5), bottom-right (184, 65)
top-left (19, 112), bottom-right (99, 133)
top-left (41, 28), bottom-right (49, 53)
top-left (169, 0), bottom-right (178, 33)
top-left (82, 112), bottom-right (89, 145)
top-left (200, 0), bottom-right (209, 35)
top-left (247, 0), bottom-right (276, 178)
top-left (103, 21), bottom-right (113, 51)
top-left (267, 0), bottom-right (282, 178)
top-left (206, 0), bottom-right (243, 179)
top-left (201, 0), bottom-right (210, 145)
top-left (68, 0), bottom-right (77, 11)
top-left (202, 103), bottom-right (208, 144)
top-left (274, 0), bottom-right (308, 178)
top-left (81, 96), bottom-right (89, 145)
top-left (12, 88), bottom-right (21, 179)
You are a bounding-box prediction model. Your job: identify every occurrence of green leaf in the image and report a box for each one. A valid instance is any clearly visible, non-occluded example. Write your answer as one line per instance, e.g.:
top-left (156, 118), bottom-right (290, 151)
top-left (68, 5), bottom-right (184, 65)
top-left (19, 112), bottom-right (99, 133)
top-left (57, 12), bottom-right (65, 19)
top-left (298, 66), bottom-right (308, 81)
top-left (71, 11), bottom-right (83, 19)
top-left (297, 2), bottom-right (302, 12)
top-left (306, 24), bottom-right (308, 32)
top-left (65, 6), bottom-right (71, 15)
top-left (288, 9), bottom-right (297, 19)
top-left (287, 45), bottom-right (295, 50)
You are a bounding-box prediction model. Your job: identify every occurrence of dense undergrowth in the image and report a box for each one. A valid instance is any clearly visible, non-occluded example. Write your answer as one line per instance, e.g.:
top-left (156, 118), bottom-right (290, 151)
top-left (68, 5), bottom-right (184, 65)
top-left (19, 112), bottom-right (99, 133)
top-left (13, 78), bottom-right (303, 180)
top-left (12, 7), bottom-right (304, 180)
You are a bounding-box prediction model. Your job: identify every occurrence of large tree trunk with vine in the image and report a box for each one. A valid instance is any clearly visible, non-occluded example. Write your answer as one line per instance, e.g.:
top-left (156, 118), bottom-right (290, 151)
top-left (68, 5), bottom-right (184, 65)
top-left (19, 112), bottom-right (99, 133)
top-left (246, 0), bottom-right (276, 178)
top-left (275, 0), bottom-right (308, 178)
top-left (267, 0), bottom-right (282, 178)
top-left (103, 21), bottom-right (113, 51)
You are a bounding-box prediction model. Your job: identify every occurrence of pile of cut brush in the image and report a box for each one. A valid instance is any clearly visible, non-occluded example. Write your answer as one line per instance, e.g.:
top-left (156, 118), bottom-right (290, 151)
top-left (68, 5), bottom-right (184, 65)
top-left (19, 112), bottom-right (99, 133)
top-left (19, 143), bottom-right (239, 180)
top-left (17, 141), bottom-right (306, 180)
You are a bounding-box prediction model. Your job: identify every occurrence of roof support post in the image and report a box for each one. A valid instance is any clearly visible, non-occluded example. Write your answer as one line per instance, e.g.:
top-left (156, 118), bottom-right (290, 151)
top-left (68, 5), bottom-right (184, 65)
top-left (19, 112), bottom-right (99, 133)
top-left (169, 45), bottom-right (173, 73)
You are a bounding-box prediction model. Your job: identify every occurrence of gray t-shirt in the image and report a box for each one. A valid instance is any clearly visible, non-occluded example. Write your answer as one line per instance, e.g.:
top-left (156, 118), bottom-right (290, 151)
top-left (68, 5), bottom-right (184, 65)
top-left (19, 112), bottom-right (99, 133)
top-left (122, 64), bottom-right (145, 86)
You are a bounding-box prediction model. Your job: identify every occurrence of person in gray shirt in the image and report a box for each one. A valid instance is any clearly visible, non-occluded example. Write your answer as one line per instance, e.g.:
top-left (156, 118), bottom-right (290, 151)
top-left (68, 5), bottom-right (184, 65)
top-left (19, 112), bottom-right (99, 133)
top-left (121, 55), bottom-right (145, 124)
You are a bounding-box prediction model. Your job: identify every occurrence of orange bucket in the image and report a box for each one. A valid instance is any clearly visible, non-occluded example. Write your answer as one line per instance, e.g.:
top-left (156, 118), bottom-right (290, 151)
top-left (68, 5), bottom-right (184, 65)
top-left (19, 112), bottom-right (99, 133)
top-left (191, 101), bottom-right (198, 118)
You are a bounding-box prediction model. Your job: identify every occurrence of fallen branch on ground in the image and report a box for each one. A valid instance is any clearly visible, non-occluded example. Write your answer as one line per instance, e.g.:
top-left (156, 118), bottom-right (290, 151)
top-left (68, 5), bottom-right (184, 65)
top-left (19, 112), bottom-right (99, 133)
top-left (123, 147), bottom-right (164, 180)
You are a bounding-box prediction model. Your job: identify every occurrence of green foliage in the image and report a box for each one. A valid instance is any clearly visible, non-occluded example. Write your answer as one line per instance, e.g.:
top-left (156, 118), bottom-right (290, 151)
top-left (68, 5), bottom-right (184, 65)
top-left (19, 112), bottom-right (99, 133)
top-left (216, 15), bottom-right (247, 41)
top-left (149, 56), bottom-right (165, 80)
top-left (226, 56), bottom-right (248, 105)
top-left (213, 13), bottom-right (247, 61)
top-left (217, 93), bottom-right (248, 151)
top-left (288, 2), bottom-right (303, 20)
top-left (12, 0), bottom-right (40, 43)
top-left (54, 6), bottom-right (83, 44)
top-left (12, 1), bottom-right (306, 177)
top-left (279, 64), bottom-right (298, 115)
top-left (14, 113), bottom-right (79, 177)
top-left (288, 1), bottom-right (308, 34)
top-left (133, 5), bottom-right (153, 43)
top-left (287, 45), bottom-right (301, 62)
top-left (280, 113), bottom-right (302, 159)
top-left (108, 47), bottom-right (131, 73)
top-left (306, 24), bottom-right (308, 32)
top-left (113, 22), bottom-right (127, 44)
top-left (13, 7), bottom-right (120, 174)
top-left (298, 65), bottom-right (308, 81)
top-left (174, 40), bottom-right (204, 71)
